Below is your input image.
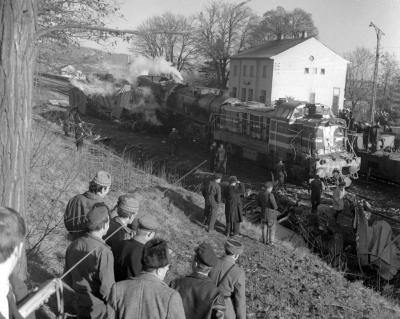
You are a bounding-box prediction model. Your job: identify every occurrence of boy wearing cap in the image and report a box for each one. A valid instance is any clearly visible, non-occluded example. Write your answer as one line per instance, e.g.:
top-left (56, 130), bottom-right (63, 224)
top-left (109, 238), bottom-right (186, 319)
top-left (64, 171), bottom-right (111, 239)
top-left (115, 216), bottom-right (157, 281)
top-left (105, 194), bottom-right (139, 257)
top-left (257, 182), bottom-right (279, 245)
top-left (223, 176), bottom-right (243, 237)
top-left (209, 239), bottom-right (246, 319)
top-left (202, 174), bottom-right (222, 232)
top-left (64, 203), bottom-right (115, 319)
top-left (170, 243), bottom-right (225, 319)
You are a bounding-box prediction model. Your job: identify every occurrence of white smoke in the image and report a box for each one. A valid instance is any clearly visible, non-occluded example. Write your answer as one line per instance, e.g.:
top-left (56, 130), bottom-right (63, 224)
top-left (70, 76), bottom-right (118, 96)
top-left (103, 55), bottom-right (183, 84)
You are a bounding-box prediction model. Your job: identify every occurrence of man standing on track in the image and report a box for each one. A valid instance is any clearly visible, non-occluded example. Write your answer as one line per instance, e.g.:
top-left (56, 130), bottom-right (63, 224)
top-left (223, 176), bottom-right (243, 237)
top-left (258, 181), bottom-right (279, 245)
top-left (202, 174), bottom-right (222, 233)
top-left (215, 144), bottom-right (227, 174)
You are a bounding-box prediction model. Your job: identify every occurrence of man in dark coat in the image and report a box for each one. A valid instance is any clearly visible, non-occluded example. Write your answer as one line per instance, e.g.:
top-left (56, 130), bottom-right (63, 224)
top-left (209, 141), bottom-right (218, 172)
top-left (109, 238), bottom-right (186, 319)
top-left (0, 207), bottom-right (27, 319)
top-left (215, 144), bottom-right (227, 174)
top-left (223, 176), bottom-right (243, 237)
top-left (257, 182), bottom-right (279, 245)
top-left (64, 171), bottom-right (111, 239)
top-left (274, 160), bottom-right (287, 189)
top-left (115, 216), bottom-right (157, 282)
top-left (310, 171), bottom-right (325, 214)
top-left (168, 128), bottom-right (180, 156)
top-left (202, 174), bottom-right (222, 232)
top-left (105, 194), bottom-right (139, 259)
top-left (64, 204), bottom-right (115, 319)
top-left (170, 243), bottom-right (225, 319)
top-left (209, 239), bottom-right (246, 319)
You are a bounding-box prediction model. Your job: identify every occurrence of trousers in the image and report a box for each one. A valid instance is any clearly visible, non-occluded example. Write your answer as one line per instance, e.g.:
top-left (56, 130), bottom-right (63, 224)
top-left (204, 204), bottom-right (219, 231)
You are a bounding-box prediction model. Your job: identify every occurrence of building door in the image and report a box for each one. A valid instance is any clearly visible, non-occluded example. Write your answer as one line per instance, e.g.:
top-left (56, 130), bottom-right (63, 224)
top-left (241, 88), bottom-right (246, 101)
top-left (248, 89), bottom-right (253, 101)
top-left (332, 88), bottom-right (340, 114)
top-left (309, 92), bottom-right (316, 103)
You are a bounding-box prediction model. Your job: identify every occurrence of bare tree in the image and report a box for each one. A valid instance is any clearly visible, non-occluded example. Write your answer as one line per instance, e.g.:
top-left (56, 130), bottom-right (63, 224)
top-left (344, 47), bottom-right (375, 110)
top-left (132, 13), bottom-right (197, 72)
top-left (379, 53), bottom-right (400, 97)
top-left (196, 0), bottom-right (252, 88)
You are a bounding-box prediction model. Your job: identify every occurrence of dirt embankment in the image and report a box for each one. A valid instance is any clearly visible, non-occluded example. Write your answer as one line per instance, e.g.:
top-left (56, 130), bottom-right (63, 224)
top-left (26, 114), bottom-right (400, 319)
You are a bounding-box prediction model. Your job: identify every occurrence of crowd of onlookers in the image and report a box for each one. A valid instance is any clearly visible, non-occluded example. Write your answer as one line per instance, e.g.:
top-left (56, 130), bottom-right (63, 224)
top-left (0, 170), bottom-right (248, 319)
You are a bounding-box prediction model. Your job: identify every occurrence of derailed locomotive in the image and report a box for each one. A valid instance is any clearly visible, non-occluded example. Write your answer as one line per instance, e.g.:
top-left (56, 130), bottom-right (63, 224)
top-left (165, 84), bottom-right (361, 180)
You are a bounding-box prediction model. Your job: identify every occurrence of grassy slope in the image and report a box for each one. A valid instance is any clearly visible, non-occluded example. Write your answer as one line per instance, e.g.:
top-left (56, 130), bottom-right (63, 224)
top-left (27, 117), bottom-right (400, 319)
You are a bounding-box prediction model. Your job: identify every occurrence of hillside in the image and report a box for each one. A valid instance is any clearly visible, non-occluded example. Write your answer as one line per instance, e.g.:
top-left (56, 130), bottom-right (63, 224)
top-left (26, 114), bottom-right (400, 319)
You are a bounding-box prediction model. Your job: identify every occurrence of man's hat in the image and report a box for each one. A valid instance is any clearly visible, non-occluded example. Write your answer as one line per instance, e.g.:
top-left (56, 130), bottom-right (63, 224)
top-left (92, 171), bottom-right (112, 187)
top-left (142, 238), bottom-right (170, 270)
top-left (118, 194), bottom-right (140, 215)
top-left (333, 168), bottom-right (340, 174)
top-left (86, 203), bottom-right (109, 230)
top-left (195, 242), bottom-right (218, 267)
top-left (229, 176), bottom-right (238, 184)
top-left (138, 215), bottom-right (158, 231)
top-left (214, 173), bottom-right (223, 180)
top-left (224, 238), bottom-right (244, 255)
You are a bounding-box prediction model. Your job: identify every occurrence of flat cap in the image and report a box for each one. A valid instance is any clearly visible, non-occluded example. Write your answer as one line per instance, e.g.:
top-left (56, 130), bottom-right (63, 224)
top-left (138, 215), bottom-right (158, 231)
top-left (195, 243), bottom-right (218, 267)
top-left (86, 203), bottom-right (109, 230)
top-left (229, 176), bottom-right (238, 184)
top-left (214, 173), bottom-right (223, 180)
top-left (225, 238), bottom-right (244, 255)
top-left (92, 170), bottom-right (112, 187)
top-left (118, 194), bottom-right (140, 214)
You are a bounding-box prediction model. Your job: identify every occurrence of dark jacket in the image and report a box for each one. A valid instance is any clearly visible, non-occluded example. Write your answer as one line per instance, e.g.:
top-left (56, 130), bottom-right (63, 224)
top-left (64, 192), bottom-right (104, 234)
top-left (0, 288), bottom-right (23, 319)
top-left (204, 181), bottom-right (222, 207)
top-left (310, 178), bottom-right (324, 201)
top-left (216, 148), bottom-right (227, 163)
top-left (114, 238), bottom-right (144, 282)
top-left (170, 272), bottom-right (225, 319)
top-left (209, 256), bottom-right (246, 319)
top-left (64, 234), bottom-right (115, 319)
top-left (105, 217), bottom-right (134, 256)
top-left (223, 185), bottom-right (243, 223)
top-left (109, 273), bottom-right (186, 319)
top-left (257, 191), bottom-right (278, 222)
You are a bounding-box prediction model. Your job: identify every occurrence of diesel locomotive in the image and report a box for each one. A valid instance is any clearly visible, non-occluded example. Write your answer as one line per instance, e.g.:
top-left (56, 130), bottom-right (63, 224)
top-left (164, 83), bottom-right (361, 180)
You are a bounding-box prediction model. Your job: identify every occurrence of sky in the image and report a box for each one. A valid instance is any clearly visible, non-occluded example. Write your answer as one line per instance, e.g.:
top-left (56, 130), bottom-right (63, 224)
top-left (86, 0), bottom-right (400, 59)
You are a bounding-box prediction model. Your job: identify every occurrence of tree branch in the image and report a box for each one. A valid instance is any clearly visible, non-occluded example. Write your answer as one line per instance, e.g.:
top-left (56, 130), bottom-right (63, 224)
top-left (35, 24), bottom-right (189, 41)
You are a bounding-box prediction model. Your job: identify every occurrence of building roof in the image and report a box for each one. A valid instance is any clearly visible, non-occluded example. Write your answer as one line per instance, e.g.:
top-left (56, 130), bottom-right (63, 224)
top-left (231, 37), bottom-right (311, 59)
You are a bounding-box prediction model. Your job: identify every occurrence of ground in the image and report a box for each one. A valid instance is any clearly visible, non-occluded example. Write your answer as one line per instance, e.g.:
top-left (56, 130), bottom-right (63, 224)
top-left (26, 86), bottom-right (400, 318)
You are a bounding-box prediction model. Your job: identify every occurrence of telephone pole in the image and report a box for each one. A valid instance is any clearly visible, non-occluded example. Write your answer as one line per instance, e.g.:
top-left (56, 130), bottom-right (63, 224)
top-left (369, 22), bottom-right (384, 124)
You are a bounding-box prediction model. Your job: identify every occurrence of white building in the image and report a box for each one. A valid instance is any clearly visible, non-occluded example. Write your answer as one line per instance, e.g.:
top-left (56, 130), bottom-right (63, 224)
top-left (229, 37), bottom-right (348, 113)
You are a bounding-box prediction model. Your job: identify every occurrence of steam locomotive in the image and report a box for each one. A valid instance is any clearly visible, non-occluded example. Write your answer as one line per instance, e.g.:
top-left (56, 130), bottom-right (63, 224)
top-left (164, 83), bottom-right (361, 180)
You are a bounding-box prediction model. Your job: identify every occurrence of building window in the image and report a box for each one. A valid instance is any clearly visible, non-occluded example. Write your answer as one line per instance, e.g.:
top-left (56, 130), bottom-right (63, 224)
top-left (260, 90), bottom-right (267, 103)
top-left (313, 68), bottom-right (318, 74)
top-left (243, 65), bottom-right (247, 77)
top-left (233, 65), bottom-right (238, 76)
top-left (262, 66), bottom-right (267, 78)
top-left (231, 87), bottom-right (237, 98)
top-left (332, 88), bottom-right (340, 114)
top-left (320, 68), bottom-right (325, 75)
top-left (309, 92), bottom-right (316, 103)
top-left (248, 89), bottom-right (253, 101)
top-left (241, 88), bottom-right (246, 101)
top-left (250, 65), bottom-right (254, 77)
top-left (304, 68), bottom-right (310, 74)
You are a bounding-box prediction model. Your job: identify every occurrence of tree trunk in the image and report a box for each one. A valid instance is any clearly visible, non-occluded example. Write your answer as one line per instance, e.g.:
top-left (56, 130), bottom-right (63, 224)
top-left (0, 0), bottom-right (37, 280)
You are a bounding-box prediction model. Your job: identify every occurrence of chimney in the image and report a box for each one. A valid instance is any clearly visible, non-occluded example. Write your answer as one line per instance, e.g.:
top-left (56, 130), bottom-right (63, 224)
top-left (301, 31), bottom-right (307, 39)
